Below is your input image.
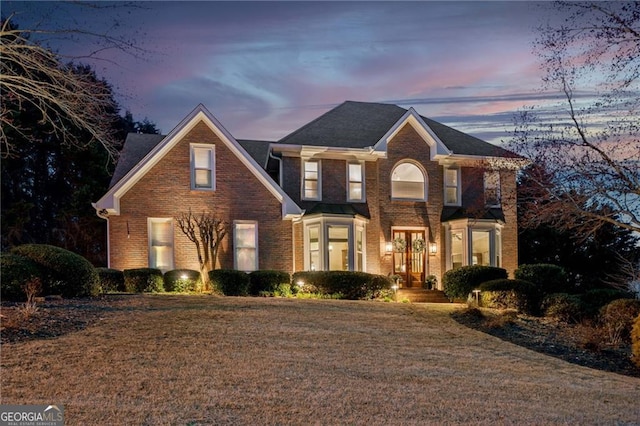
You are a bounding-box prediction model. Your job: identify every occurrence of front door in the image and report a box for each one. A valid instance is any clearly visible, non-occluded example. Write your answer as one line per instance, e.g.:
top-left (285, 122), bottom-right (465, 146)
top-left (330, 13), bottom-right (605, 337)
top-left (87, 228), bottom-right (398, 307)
top-left (392, 230), bottom-right (426, 288)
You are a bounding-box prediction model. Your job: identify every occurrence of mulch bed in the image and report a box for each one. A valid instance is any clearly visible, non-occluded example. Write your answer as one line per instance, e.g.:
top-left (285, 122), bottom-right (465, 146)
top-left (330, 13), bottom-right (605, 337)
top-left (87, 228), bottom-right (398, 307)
top-left (452, 307), bottom-right (640, 378)
top-left (2, 296), bottom-right (639, 378)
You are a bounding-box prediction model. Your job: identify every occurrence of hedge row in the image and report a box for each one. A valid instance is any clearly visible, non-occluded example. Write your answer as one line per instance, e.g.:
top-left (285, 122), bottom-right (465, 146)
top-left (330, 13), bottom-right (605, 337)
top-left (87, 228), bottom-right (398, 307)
top-left (478, 279), bottom-right (540, 315)
top-left (443, 266), bottom-right (508, 300)
top-left (291, 271), bottom-right (392, 300)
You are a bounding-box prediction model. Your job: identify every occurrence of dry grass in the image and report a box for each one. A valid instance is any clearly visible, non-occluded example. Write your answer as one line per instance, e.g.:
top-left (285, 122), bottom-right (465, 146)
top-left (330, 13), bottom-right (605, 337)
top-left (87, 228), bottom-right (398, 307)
top-left (2, 295), bottom-right (639, 425)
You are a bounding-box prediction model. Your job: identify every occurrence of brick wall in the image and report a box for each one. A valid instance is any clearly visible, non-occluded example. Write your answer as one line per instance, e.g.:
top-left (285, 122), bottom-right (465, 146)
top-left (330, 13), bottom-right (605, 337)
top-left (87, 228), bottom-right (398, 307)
top-left (108, 121), bottom-right (293, 273)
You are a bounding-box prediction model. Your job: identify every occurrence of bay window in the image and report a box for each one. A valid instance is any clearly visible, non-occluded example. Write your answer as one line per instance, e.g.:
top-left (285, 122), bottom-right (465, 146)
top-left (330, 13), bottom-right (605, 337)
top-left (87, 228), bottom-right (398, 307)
top-left (303, 218), bottom-right (367, 272)
top-left (445, 219), bottom-right (503, 271)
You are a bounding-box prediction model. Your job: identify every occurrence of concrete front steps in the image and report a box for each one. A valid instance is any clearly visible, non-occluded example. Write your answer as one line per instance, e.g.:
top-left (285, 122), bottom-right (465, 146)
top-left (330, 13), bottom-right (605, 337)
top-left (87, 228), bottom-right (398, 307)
top-left (396, 288), bottom-right (451, 303)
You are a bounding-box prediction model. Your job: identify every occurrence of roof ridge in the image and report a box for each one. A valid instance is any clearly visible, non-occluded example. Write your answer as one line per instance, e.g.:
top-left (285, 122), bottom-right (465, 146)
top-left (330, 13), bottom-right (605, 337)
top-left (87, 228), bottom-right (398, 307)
top-left (278, 101), bottom-right (346, 143)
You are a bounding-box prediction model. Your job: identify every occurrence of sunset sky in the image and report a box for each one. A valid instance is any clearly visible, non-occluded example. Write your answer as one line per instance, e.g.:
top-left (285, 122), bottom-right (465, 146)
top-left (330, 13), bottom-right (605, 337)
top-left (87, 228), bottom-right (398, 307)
top-left (5, 1), bottom-right (576, 145)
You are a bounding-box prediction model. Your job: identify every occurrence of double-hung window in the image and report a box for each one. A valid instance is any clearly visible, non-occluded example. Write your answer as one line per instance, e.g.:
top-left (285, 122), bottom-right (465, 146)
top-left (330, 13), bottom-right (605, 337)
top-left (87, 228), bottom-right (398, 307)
top-left (347, 162), bottom-right (365, 202)
top-left (444, 168), bottom-right (461, 206)
top-left (148, 218), bottom-right (174, 272)
top-left (302, 160), bottom-right (321, 200)
top-left (234, 221), bottom-right (258, 272)
top-left (191, 144), bottom-right (215, 190)
top-left (391, 162), bottom-right (426, 201)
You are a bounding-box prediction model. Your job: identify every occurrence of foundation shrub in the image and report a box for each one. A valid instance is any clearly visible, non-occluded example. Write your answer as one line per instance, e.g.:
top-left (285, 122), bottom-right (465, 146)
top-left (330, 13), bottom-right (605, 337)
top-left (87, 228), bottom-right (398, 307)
top-left (514, 263), bottom-right (571, 295)
top-left (164, 269), bottom-right (201, 292)
top-left (291, 271), bottom-right (392, 300)
top-left (123, 268), bottom-right (164, 293)
top-left (249, 270), bottom-right (291, 296)
top-left (96, 268), bottom-right (125, 293)
top-left (632, 314), bottom-right (640, 368)
top-left (478, 279), bottom-right (541, 314)
top-left (11, 244), bottom-right (100, 297)
top-left (0, 253), bottom-right (41, 301)
top-left (209, 269), bottom-right (250, 296)
top-left (443, 265), bottom-right (508, 300)
top-left (599, 299), bottom-right (640, 345)
top-left (542, 293), bottom-right (587, 323)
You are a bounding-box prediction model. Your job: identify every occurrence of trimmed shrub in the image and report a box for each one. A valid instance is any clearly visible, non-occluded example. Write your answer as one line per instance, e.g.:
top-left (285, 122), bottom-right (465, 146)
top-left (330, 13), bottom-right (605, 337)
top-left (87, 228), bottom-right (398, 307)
top-left (442, 265), bottom-right (508, 300)
top-left (514, 264), bottom-right (570, 295)
top-left (96, 268), bottom-right (125, 293)
top-left (542, 293), bottom-right (586, 323)
top-left (0, 253), bottom-right (42, 301)
top-left (123, 268), bottom-right (164, 293)
top-left (580, 288), bottom-right (633, 318)
top-left (209, 269), bottom-right (250, 296)
top-left (599, 299), bottom-right (640, 345)
top-left (11, 244), bottom-right (100, 297)
top-left (164, 269), bottom-right (201, 292)
top-left (249, 270), bottom-right (291, 296)
top-left (478, 279), bottom-right (540, 314)
top-left (632, 314), bottom-right (640, 368)
top-left (291, 271), bottom-right (392, 300)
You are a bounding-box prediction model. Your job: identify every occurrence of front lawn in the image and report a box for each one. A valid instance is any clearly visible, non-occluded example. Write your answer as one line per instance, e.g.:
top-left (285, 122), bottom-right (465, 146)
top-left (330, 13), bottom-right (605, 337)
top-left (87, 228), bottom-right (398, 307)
top-left (1, 295), bottom-right (639, 425)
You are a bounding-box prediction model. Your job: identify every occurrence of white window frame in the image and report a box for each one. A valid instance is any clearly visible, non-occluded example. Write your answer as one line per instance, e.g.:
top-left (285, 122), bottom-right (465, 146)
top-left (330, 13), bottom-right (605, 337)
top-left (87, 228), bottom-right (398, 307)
top-left (484, 170), bottom-right (501, 207)
top-left (233, 221), bottom-right (258, 272)
top-left (444, 167), bottom-right (461, 206)
top-left (190, 144), bottom-right (215, 191)
top-left (444, 219), bottom-right (503, 271)
top-left (303, 217), bottom-right (367, 272)
top-left (391, 161), bottom-right (427, 201)
top-left (347, 161), bottom-right (365, 202)
top-left (302, 159), bottom-right (321, 201)
top-left (148, 218), bottom-right (174, 272)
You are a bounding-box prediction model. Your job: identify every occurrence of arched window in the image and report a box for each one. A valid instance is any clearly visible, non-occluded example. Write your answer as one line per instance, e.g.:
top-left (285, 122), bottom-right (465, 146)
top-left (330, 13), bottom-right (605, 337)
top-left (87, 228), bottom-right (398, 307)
top-left (391, 162), bottom-right (426, 200)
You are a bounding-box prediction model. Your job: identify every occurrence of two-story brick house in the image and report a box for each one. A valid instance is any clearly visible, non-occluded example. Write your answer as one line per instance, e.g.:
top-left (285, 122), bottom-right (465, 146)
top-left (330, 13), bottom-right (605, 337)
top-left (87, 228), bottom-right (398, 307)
top-left (94, 101), bottom-right (524, 289)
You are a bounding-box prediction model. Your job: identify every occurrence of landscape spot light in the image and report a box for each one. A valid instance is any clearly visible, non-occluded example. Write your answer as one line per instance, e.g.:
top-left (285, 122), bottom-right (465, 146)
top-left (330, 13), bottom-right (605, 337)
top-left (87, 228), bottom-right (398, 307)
top-left (472, 289), bottom-right (481, 304)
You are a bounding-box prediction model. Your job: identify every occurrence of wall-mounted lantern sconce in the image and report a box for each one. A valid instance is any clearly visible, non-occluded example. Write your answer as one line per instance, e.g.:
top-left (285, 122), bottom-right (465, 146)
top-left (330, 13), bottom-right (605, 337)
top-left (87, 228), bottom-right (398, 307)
top-left (429, 242), bottom-right (437, 255)
top-left (385, 242), bottom-right (393, 253)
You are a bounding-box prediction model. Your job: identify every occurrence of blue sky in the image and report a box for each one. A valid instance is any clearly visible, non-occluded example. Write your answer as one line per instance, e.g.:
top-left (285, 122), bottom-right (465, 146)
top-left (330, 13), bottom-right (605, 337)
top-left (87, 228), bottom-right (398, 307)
top-left (5, 1), bottom-right (569, 144)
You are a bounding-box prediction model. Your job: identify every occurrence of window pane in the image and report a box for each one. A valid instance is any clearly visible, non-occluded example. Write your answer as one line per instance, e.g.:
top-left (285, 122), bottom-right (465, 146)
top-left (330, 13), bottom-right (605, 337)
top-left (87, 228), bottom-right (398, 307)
top-left (392, 163), bottom-right (423, 182)
top-left (445, 187), bottom-right (458, 205)
top-left (472, 231), bottom-right (490, 266)
top-left (195, 169), bottom-right (212, 188)
top-left (445, 169), bottom-right (458, 185)
top-left (392, 181), bottom-right (424, 199)
top-left (236, 224), bottom-right (256, 247)
top-left (304, 180), bottom-right (318, 199)
top-left (328, 226), bottom-right (349, 271)
top-left (308, 226), bottom-right (320, 271)
top-left (194, 147), bottom-right (212, 169)
top-left (355, 227), bottom-right (364, 272)
top-left (451, 231), bottom-right (463, 270)
top-left (485, 171), bottom-right (501, 206)
top-left (349, 182), bottom-right (362, 200)
top-left (236, 248), bottom-right (256, 271)
top-left (150, 219), bottom-right (173, 271)
top-left (348, 163), bottom-right (362, 182)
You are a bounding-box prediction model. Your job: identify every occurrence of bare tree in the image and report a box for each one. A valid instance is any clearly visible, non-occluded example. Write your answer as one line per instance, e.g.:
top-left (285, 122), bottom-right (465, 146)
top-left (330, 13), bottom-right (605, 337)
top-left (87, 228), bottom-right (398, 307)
top-left (176, 210), bottom-right (228, 289)
top-left (510, 2), bottom-right (640, 234)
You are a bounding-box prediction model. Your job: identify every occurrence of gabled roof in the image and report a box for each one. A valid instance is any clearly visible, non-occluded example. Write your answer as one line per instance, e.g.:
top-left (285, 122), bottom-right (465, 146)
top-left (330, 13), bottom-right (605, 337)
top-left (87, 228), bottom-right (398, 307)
top-left (95, 104), bottom-right (302, 218)
top-left (277, 101), bottom-right (516, 158)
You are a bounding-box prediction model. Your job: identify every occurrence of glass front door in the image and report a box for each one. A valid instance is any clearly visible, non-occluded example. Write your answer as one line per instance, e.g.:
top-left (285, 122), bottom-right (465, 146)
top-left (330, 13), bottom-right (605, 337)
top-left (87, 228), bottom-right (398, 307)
top-left (392, 230), bottom-right (426, 288)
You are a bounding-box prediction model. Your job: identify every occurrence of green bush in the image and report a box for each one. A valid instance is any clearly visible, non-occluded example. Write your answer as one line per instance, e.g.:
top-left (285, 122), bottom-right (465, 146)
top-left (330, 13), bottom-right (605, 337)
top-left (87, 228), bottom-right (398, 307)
top-left (442, 265), bottom-right (508, 300)
top-left (0, 253), bottom-right (42, 301)
top-left (164, 269), bottom-right (201, 292)
top-left (209, 269), bottom-right (250, 296)
top-left (514, 264), bottom-right (570, 295)
top-left (11, 244), bottom-right (100, 297)
top-left (291, 271), bottom-right (392, 300)
top-left (96, 268), bottom-right (125, 293)
top-left (632, 314), bottom-right (640, 369)
top-left (580, 288), bottom-right (633, 317)
top-left (478, 279), bottom-right (540, 314)
top-left (542, 293), bottom-right (586, 323)
top-left (249, 270), bottom-right (291, 296)
top-left (599, 299), bottom-right (640, 345)
top-left (123, 268), bottom-right (164, 293)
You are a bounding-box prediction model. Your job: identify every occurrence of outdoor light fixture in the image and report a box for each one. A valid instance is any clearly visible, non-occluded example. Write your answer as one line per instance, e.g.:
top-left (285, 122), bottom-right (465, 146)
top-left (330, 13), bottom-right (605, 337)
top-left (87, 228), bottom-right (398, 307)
top-left (385, 242), bottom-right (393, 253)
top-left (429, 242), bottom-right (437, 255)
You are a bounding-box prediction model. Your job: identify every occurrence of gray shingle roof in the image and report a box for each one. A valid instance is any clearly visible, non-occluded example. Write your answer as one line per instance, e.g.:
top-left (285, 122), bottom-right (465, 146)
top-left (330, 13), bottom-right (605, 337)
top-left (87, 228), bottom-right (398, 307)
top-left (278, 101), bottom-right (515, 157)
top-left (237, 139), bottom-right (272, 167)
top-left (109, 133), bottom-right (165, 189)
